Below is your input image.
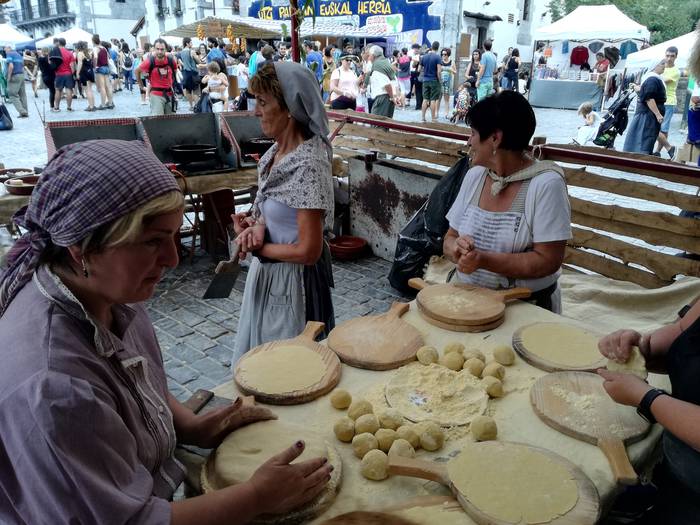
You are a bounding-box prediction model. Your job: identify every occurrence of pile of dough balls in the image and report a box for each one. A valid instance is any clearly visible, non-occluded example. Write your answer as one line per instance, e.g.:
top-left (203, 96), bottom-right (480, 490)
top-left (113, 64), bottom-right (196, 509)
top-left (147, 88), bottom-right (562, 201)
top-left (329, 392), bottom-right (446, 481)
top-left (416, 342), bottom-right (517, 400)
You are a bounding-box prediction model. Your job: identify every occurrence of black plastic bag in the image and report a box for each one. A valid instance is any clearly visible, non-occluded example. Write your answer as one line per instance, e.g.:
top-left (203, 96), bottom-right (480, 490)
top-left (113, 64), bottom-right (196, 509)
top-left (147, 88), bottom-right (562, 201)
top-left (193, 92), bottom-right (212, 113)
top-left (0, 103), bottom-right (13, 131)
top-left (388, 156), bottom-right (470, 294)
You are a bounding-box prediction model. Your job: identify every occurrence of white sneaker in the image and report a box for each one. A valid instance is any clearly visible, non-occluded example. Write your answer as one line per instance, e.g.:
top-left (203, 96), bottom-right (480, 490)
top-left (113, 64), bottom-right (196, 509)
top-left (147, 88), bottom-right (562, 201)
top-left (140, 100), bottom-right (148, 105)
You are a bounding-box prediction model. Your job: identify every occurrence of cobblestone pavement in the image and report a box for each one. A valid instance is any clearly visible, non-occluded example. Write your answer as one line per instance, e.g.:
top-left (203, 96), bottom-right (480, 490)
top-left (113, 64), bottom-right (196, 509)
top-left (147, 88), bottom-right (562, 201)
top-left (149, 253), bottom-right (408, 401)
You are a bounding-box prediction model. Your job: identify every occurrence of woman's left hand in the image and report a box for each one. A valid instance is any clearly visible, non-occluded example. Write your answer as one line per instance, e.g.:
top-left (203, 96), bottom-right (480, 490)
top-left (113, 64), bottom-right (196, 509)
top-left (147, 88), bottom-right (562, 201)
top-left (597, 369), bottom-right (651, 407)
top-left (457, 249), bottom-right (482, 274)
top-left (235, 225), bottom-right (265, 255)
top-left (185, 397), bottom-right (277, 449)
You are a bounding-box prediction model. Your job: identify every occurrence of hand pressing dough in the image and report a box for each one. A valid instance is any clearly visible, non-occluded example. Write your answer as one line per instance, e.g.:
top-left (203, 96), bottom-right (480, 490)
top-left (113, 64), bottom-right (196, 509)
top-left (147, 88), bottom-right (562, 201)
top-left (463, 358), bottom-right (485, 377)
top-left (519, 323), bottom-right (603, 368)
top-left (607, 347), bottom-right (648, 380)
top-left (352, 432), bottom-right (378, 458)
top-left (360, 449), bottom-right (389, 481)
top-left (447, 443), bottom-right (579, 524)
top-left (419, 422), bottom-right (445, 451)
top-left (375, 428), bottom-right (397, 452)
top-left (396, 425), bottom-right (420, 449)
top-left (334, 417), bottom-right (355, 442)
top-left (482, 376), bottom-right (504, 398)
top-left (238, 345), bottom-right (326, 394)
top-left (463, 349), bottom-right (485, 362)
top-left (330, 389), bottom-right (352, 409)
top-left (470, 415), bottom-right (497, 441)
top-left (443, 342), bottom-right (465, 355)
top-left (416, 346), bottom-right (439, 365)
top-left (388, 438), bottom-right (416, 459)
top-left (348, 399), bottom-right (373, 420)
top-left (439, 352), bottom-right (465, 371)
top-left (492, 345), bottom-right (516, 366)
top-left (378, 409), bottom-right (404, 430)
top-left (355, 414), bottom-right (380, 435)
top-left (482, 362), bottom-right (505, 380)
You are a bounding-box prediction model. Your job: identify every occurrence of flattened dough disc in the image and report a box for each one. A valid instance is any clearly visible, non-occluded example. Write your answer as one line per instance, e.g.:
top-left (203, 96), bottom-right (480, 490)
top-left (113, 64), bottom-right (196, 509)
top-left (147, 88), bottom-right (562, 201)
top-left (512, 322), bottom-right (607, 372)
top-left (202, 420), bottom-right (342, 524)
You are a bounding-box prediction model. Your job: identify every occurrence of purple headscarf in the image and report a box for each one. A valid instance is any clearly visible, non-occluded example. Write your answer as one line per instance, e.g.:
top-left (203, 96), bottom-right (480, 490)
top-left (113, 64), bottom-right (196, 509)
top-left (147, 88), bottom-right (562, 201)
top-left (0, 139), bottom-right (180, 317)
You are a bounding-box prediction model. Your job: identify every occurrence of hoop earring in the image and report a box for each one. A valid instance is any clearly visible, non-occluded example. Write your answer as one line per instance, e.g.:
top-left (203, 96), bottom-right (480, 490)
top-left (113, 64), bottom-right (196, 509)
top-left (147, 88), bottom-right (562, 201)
top-left (81, 257), bottom-right (89, 278)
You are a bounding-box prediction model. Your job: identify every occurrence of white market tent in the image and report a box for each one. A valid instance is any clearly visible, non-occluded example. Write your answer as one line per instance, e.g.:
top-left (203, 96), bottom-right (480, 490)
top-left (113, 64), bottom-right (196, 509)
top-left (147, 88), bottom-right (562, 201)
top-left (625, 31), bottom-right (696, 70)
top-left (36, 27), bottom-right (95, 49)
top-left (0, 23), bottom-right (32, 47)
top-left (534, 5), bottom-right (650, 42)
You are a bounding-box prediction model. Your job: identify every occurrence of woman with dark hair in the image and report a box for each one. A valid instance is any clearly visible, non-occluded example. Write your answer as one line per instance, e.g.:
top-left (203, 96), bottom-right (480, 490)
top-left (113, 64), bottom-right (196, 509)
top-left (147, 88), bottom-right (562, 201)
top-left (75, 41), bottom-right (96, 111)
top-left (120, 42), bottom-right (134, 92)
top-left (504, 48), bottom-right (520, 91)
top-left (91, 34), bottom-right (114, 109)
top-left (232, 62), bottom-right (335, 361)
top-left (322, 46), bottom-right (336, 102)
top-left (443, 91), bottom-right (571, 312)
top-left (329, 54), bottom-right (360, 110)
top-left (465, 49), bottom-right (481, 104)
top-left (438, 47), bottom-right (457, 118)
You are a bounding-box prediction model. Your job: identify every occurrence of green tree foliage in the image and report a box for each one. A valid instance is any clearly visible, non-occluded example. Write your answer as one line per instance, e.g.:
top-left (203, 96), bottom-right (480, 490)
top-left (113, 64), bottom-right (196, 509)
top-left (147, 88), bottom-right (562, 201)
top-left (547, 0), bottom-right (700, 44)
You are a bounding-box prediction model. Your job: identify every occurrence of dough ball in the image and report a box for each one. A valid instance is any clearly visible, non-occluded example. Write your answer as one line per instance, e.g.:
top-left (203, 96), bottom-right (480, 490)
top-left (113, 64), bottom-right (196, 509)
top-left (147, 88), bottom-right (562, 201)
top-left (348, 399), bottom-right (374, 420)
top-left (482, 362), bottom-right (506, 380)
top-left (439, 352), bottom-right (465, 371)
top-left (607, 347), bottom-right (648, 380)
top-left (463, 357), bottom-right (485, 377)
top-left (378, 409), bottom-right (404, 430)
top-left (492, 345), bottom-right (516, 366)
top-left (388, 438), bottom-right (416, 459)
top-left (355, 414), bottom-right (380, 435)
top-left (471, 415), bottom-right (498, 441)
top-left (352, 432), bottom-right (378, 459)
top-left (330, 389), bottom-right (352, 409)
top-left (333, 417), bottom-right (356, 442)
top-left (462, 349), bottom-right (486, 362)
top-left (360, 449), bottom-right (389, 481)
top-left (416, 346), bottom-right (439, 365)
top-left (419, 422), bottom-right (445, 451)
top-left (443, 342), bottom-right (465, 355)
top-left (396, 425), bottom-right (420, 449)
top-left (482, 376), bottom-right (504, 398)
top-left (375, 428), bottom-right (398, 452)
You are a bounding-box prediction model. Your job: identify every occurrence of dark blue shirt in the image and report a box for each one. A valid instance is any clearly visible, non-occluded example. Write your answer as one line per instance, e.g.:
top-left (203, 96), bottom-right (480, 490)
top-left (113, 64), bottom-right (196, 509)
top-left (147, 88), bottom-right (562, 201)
top-left (420, 52), bottom-right (441, 81)
top-left (5, 51), bottom-right (24, 77)
top-left (206, 47), bottom-right (225, 64)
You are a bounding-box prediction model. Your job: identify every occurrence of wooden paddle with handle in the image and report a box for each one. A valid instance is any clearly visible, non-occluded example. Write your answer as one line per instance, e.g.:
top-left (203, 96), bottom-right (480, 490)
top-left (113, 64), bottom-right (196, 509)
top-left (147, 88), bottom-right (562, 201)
top-left (327, 302), bottom-right (423, 370)
top-left (408, 278), bottom-right (531, 326)
top-left (530, 371), bottom-right (650, 486)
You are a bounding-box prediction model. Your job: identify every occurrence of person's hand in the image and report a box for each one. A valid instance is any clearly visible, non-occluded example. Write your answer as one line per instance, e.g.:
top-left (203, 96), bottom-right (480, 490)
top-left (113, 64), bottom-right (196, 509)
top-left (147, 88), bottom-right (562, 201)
top-left (183, 397), bottom-right (276, 449)
top-left (597, 369), bottom-right (651, 407)
top-left (598, 329), bottom-right (642, 363)
top-left (248, 441), bottom-right (333, 515)
top-left (457, 249), bottom-right (481, 274)
top-left (455, 235), bottom-right (475, 256)
top-left (475, 80), bottom-right (480, 88)
top-left (235, 224), bottom-right (265, 256)
top-left (691, 96), bottom-right (700, 105)
top-left (231, 212), bottom-right (251, 235)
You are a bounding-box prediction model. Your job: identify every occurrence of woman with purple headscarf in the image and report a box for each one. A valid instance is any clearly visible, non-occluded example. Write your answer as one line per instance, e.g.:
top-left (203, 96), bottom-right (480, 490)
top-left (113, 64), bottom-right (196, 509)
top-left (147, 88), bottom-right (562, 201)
top-left (0, 140), bottom-right (331, 524)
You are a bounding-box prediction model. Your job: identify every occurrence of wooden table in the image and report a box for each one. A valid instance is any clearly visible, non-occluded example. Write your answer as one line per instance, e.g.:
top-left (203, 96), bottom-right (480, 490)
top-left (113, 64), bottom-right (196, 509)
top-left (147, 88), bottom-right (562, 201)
top-left (195, 299), bottom-right (668, 524)
top-left (0, 169), bottom-right (260, 225)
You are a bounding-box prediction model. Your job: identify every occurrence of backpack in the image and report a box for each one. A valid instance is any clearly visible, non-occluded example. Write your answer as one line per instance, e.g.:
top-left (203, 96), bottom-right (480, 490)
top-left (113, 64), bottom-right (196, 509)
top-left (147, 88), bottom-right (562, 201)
top-left (148, 55), bottom-right (177, 83)
top-left (123, 55), bottom-right (133, 68)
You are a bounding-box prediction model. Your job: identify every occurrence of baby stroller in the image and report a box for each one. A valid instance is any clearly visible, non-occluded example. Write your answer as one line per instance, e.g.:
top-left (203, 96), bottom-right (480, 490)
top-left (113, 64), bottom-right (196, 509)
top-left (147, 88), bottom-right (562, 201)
top-left (592, 87), bottom-right (635, 148)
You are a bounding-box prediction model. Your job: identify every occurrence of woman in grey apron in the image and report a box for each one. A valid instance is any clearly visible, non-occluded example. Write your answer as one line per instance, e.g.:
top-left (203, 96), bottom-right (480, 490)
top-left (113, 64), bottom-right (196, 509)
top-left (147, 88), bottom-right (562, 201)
top-left (599, 299), bottom-right (700, 524)
top-left (232, 61), bottom-right (335, 364)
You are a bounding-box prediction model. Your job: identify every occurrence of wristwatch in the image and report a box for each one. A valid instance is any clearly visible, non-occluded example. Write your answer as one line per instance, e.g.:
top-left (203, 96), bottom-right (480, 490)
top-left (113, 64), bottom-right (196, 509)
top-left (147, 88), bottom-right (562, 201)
top-left (637, 388), bottom-right (668, 424)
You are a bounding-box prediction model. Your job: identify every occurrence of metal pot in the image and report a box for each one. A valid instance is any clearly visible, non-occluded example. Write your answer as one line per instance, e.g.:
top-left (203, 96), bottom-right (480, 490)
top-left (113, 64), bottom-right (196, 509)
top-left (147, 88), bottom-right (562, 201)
top-left (169, 144), bottom-right (218, 164)
top-left (242, 137), bottom-right (275, 157)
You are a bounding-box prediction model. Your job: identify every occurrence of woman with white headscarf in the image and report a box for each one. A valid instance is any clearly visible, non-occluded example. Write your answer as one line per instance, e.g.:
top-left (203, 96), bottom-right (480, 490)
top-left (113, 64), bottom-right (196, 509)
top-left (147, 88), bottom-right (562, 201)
top-left (232, 61), bottom-right (335, 363)
top-left (623, 60), bottom-right (667, 155)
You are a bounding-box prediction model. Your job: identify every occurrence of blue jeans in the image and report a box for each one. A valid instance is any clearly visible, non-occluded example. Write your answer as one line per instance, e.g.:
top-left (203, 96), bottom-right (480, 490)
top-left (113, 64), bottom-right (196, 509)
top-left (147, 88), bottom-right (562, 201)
top-left (123, 70), bottom-right (133, 91)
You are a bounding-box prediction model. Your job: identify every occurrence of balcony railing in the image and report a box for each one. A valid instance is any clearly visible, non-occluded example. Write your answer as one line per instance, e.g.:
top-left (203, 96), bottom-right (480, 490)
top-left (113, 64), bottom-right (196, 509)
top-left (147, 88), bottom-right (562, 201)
top-left (8, 1), bottom-right (74, 25)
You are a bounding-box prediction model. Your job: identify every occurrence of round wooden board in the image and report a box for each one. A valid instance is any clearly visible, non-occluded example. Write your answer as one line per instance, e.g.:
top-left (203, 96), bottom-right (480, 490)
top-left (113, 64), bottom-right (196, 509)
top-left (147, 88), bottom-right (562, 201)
top-left (416, 301), bottom-right (504, 333)
top-left (410, 279), bottom-right (530, 327)
top-left (234, 321), bottom-right (341, 405)
top-left (512, 322), bottom-right (608, 373)
top-left (452, 442), bottom-right (601, 525)
top-left (201, 435), bottom-right (342, 525)
top-left (328, 302), bottom-right (423, 370)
